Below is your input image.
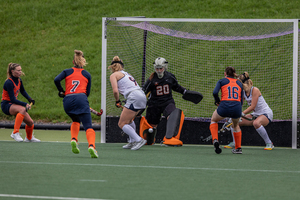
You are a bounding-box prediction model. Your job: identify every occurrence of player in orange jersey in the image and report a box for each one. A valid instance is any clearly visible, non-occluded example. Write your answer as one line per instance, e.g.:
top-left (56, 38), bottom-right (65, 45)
top-left (224, 72), bottom-right (274, 150)
top-left (1, 63), bottom-right (40, 142)
top-left (54, 50), bottom-right (98, 158)
top-left (210, 66), bottom-right (243, 154)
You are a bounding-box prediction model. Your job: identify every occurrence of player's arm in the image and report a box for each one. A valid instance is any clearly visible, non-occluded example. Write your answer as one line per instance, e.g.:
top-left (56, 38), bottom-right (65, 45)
top-left (243, 87), bottom-right (260, 114)
top-left (212, 81), bottom-right (221, 106)
top-left (54, 70), bottom-right (67, 93)
top-left (19, 80), bottom-right (35, 105)
top-left (109, 73), bottom-right (120, 102)
top-left (142, 78), bottom-right (152, 95)
top-left (83, 70), bottom-right (91, 97)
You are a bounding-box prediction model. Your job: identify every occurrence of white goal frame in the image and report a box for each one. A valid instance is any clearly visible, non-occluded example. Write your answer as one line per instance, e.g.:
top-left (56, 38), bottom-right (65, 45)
top-left (101, 17), bottom-right (299, 149)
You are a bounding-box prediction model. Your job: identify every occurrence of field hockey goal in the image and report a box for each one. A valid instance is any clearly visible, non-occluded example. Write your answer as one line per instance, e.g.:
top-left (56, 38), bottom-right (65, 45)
top-left (101, 17), bottom-right (299, 148)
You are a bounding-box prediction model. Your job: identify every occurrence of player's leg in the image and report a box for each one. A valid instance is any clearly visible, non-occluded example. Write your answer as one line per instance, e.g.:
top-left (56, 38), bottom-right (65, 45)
top-left (121, 91), bottom-right (147, 150)
top-left (231, 118), bottom-right (242, 154)
top-left (23, 113), bottom-right (40, 142)
top-left (162, 104), bottom-right (185, 146)
top-left (143, 106), bottom-right (161, 145)
top-left (9, 104), bottom-right (26, 142)
top-left (210, 109), bottom-right (224, 154)
top-left (120, 108), bottom-right (146, 150)
top-left (68, 114), bottom-right (81, 154)
top-left (253, 115), bottom-right (274, 150)
top-left (80, 113), bottom-right (98, 158)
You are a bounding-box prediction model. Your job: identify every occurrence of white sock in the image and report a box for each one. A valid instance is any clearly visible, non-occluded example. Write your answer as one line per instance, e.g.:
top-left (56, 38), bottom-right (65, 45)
top-left (230, 127), bottom-right (235, 144)
top-left (122, 124), bottom-right (141, 142)
top-left (127, 121), bottom-right (136, 143)
top-left (128, 121), bottom-right (136, 131)
top-left (256, 125), bottom-right (272, 144)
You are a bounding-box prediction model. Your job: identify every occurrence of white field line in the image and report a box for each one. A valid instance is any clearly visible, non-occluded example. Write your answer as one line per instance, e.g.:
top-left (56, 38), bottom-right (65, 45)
top-left (79, 179), bottom-right (107, 182)
top-left (0, 161), bottom-right (299, 174)
top-left (0, 194), bottom-right (111, 200)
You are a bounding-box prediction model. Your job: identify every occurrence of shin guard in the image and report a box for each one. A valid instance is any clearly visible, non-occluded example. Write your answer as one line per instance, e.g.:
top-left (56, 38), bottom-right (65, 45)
top-left (139, 116), bottom-right (156, 145)
top-left (165, 108), bottom-right (185, 139)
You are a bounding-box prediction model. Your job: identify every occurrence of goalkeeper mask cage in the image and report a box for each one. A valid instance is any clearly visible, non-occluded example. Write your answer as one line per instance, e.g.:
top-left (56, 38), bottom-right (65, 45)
top-left (153, 57), bottom-right (168, 79)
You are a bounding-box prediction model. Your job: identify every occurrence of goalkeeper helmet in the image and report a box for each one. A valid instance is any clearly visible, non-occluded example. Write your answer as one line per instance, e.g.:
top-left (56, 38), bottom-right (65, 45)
top-left (153, 57), bottom-right (168, 79)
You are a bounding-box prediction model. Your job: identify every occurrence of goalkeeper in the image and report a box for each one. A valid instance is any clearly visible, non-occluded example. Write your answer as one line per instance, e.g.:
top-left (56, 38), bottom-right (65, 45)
top-left (141, 57), bottom-right (203, 146)
top-left (224, 72), bottom-right (274, 150)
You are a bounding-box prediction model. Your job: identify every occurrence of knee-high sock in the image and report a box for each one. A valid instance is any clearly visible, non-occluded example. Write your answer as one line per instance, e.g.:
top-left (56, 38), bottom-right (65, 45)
top-left (71, 122), bottom-right (80, 142)
top-left (122, 124), bottom-right (141, 142)
top-left (13, 113), bottom-right (25, 134)
top-left (127, 121), bottom-right (136, 143)
top-left (230, 127), bottom-right (235, 144)
top-left (25, 124), bottom-right (34, 140)
top-left (86, 128), bottom-right (96, 148)
top-left (233, 131), bottom-right (242, 149)
top-left (209, 122), bottom-right (218, 142)
top-left (256, 125), bottom-right (272, 144)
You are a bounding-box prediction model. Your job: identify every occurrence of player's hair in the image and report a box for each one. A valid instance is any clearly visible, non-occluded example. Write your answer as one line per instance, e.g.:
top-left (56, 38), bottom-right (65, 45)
top-left (225, 66), bottom-right (237, 78)
top-left (108, 56), bottom-right (124, 73)
top-left (238, 72), bottom-right (253, 92)
top-left (73, 50), bottom-right (87, 68)
top-left (7, 63), bottom-right (25, 79)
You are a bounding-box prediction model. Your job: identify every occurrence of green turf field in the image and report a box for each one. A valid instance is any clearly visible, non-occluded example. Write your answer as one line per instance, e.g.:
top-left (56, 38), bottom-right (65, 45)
top-left (0, 129), bottom-right (299, 200)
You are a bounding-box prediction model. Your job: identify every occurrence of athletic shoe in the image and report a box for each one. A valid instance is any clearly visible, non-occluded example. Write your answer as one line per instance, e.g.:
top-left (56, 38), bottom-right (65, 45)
top-left (131, 138), bottom-right (147, 150)
top-left (24, 135), bottom-right (41, 142)
top-left (232, 148), bottom-right (243, 154)
top-left (213, 139), bottom-right (222, 154)
top-left (264, 143), bottom-right (274, 150)
top-left (123, 142), bottom-right (135, 149)
top-left (224, 142), bottom-right (235, 149)
top-left (71, 140), bottom-right (80, 154)
top-left (88, 147), bottom-right (98, 158)
top-left (10, 132), bottom-right (23, 142)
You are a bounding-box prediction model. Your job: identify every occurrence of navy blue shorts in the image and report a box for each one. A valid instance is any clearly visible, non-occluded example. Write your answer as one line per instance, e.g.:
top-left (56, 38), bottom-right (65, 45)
top-left (217, 101), bottom-right (242, 119)
top-left (1, 101), bottom-right (12, 115)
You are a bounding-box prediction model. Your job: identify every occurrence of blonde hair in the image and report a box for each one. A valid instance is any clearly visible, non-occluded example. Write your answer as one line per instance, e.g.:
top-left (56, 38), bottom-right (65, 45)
top-left (108, 56), bottom-right (124, 73)
top-left (73, 50), bottom-right (87, 68)
top-left (238, 72), bottom-right (253, 92)
top-left (7, 63), bottom-right (25, 79)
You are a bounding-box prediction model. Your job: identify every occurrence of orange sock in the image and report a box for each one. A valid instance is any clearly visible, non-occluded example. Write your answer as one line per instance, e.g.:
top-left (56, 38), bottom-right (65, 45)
top-left (71, 122), bottom-right (80, 142)
top-left (86, 128), bottom-right (96, 148)
top-left (209, 123), bottom-right (218, 142)
top-left (233, 131), bottom-right (242, 149)
top-left (13, 113), bottom-right (25, 134)
top-left (25, 124), bottom-right (34, 140)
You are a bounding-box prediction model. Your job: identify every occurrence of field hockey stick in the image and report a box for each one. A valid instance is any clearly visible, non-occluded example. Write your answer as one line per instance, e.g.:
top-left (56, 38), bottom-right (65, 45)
top-left (26, 102), bottom-right (33, 112)
top-left (241, 115), bottom-right (254, 121)
top-left (201, 122), bottom-right (233, 142)
top-left (90, 107), bottom-right (103, 116)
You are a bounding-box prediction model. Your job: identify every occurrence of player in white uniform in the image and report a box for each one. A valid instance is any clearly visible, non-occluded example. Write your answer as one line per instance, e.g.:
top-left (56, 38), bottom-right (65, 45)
top-left (224, 72), bottom-right (274, 150)
top-left (108, 56), bottom-right (147, 150)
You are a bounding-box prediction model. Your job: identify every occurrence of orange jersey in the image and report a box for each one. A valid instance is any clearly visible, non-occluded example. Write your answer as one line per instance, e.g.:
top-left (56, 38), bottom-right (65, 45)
top-left (65, 68), bottom-right (88, 95)
top-left (1, 78), bottom-right (20, 101)
top-left (220, 77), bottom-right (242, 102)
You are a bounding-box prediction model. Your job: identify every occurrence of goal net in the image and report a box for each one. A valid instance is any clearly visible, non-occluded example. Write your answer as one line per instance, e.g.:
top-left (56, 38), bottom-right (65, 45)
top-left (101, 18), bottom-right (299, 147)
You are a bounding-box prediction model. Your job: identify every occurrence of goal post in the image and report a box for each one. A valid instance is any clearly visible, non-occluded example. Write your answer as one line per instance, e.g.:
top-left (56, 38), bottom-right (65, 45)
top-left (101, 17), bottom-right (299, 148)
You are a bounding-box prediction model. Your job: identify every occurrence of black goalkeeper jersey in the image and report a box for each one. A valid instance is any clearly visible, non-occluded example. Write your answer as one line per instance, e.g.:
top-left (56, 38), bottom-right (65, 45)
top-left (142, 71), bottom-right (185, 107)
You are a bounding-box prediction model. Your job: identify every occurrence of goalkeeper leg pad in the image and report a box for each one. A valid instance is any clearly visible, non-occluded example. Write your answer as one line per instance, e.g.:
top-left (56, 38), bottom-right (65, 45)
top-left (139, 116), bottom-right (155, 145)
top-left (165, 108), bottom-right (185, 140)
top-left (162, 136), bottom-right (183, 146)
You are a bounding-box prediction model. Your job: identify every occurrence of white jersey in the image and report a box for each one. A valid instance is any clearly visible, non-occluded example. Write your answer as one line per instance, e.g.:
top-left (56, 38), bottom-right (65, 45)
top-left (117, 70), bottom-right (142, 99)
top-left (244, 87), bottom-right (273, 120)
